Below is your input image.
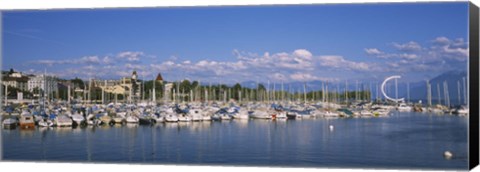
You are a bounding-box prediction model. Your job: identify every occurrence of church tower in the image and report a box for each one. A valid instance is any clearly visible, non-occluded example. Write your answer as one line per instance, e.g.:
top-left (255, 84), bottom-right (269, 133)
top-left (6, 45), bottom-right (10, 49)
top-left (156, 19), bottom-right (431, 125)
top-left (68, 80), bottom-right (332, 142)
top-left (132, 70), bottom-right (138, 81)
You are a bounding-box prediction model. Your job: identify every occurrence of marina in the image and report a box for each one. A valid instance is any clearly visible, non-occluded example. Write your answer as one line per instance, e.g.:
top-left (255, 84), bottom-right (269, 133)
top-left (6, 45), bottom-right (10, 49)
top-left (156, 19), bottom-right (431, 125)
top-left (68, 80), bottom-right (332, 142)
top-left (1, 3), bottom-right (474, 170)
top-left (2, 110), bottom-right (468, 169)
top-left (1, 70), bottom-right (470, 170)
top-left (1, 68), bottom-right (470, 170)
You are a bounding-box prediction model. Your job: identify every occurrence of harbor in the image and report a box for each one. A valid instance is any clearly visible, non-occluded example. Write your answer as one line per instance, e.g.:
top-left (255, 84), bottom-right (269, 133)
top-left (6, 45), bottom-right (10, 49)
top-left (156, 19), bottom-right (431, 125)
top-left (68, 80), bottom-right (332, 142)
top-left (1, 3), bottom-right (472, 169)
top-left (2, 111), bottom-right (468, 169)
top-left (1, 70), bottom-right (470, 130)
top-left (1, 70), bottom-right (470, 169)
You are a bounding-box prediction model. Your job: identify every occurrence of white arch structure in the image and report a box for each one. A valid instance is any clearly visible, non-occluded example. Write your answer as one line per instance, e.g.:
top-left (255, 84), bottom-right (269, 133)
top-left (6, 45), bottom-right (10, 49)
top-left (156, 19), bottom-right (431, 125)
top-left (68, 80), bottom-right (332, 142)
top-left (381, 75), bottom-right (404, 103)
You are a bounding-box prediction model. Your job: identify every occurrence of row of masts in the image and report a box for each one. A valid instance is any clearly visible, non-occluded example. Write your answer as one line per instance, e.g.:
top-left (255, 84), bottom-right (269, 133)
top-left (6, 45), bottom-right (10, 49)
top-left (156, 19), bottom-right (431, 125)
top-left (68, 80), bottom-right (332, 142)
top-left (54, 79), bottom-right (374, 104)
top-left (4, 73), bottom-right (467, 108)
top-left (63, 77), bottom-right (468, 107)
top-left (425, 77), bottom-right (467, 107)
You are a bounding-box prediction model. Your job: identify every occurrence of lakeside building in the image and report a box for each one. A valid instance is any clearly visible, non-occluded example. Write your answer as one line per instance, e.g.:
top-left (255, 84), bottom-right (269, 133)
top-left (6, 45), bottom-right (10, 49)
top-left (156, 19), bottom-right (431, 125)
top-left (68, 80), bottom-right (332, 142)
top-left (2, 71), bottom-right (30, 91)
top-left (2, 69), bottom-right (171, 103)
top-left (27, 74), bottom-right (59, 97)
top-left (93, 71), bottom-right (142, 102)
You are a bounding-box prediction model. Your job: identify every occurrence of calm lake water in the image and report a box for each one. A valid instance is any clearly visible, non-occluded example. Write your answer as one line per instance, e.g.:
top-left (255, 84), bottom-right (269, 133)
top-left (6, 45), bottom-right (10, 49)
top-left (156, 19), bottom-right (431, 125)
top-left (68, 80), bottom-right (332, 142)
top-left (1, 112), bottom-right (468, 170)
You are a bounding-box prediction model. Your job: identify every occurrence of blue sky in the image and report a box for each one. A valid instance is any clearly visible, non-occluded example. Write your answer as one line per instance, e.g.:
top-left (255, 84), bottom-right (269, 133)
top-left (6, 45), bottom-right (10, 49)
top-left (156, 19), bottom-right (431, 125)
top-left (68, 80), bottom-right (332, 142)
top-left (2, 2), bottom-right (469, 84)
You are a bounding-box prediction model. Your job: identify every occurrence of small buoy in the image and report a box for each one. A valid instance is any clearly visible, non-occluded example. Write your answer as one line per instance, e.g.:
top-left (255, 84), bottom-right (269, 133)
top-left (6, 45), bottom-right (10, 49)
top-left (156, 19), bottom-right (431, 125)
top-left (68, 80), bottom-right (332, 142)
top-left (329, 125), bottom-right (334, 131)
top-left (444, 151), bottom-right (453, 159)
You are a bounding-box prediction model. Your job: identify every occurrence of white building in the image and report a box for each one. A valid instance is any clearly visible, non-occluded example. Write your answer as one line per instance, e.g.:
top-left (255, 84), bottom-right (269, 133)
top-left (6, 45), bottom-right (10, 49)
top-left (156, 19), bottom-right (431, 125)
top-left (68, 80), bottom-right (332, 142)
top-left (2, 72), bottom-right (29, 91)
top-left (27, 74), bottom-right (58, 96)
top-left (164, 83), bottom-right (174, 102)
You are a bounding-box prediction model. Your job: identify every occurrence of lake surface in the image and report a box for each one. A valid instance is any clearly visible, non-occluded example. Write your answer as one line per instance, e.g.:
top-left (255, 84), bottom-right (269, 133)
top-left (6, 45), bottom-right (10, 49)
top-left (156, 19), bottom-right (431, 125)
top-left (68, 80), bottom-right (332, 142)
top-left (1, 112), bottom-right (469, 170)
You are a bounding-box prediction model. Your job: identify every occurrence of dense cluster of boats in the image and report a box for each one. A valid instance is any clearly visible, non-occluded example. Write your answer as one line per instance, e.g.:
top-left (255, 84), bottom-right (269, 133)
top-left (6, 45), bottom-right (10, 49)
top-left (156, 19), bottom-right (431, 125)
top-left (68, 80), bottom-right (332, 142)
top-left (1, 101), bottom-right (469, 130)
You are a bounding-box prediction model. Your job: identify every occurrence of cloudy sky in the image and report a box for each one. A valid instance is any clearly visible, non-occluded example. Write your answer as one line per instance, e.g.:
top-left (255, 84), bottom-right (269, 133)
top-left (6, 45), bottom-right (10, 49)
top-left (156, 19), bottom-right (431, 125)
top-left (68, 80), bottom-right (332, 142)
top-left (2, 2), bottom-right (469, 85)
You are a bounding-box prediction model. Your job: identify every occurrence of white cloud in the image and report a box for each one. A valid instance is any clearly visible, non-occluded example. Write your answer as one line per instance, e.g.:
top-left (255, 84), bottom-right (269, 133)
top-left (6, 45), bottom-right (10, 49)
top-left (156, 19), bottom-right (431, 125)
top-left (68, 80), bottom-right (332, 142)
top-left (31, 56), bottom-right (102, 65)
top-left (318, 55), bottom-right (372, 72)
top-left (124, 63), bottom-right (143, 70)
top-left (392, 41), bottom-right (422, 52)
top-left (289, 73), bottom-right (321, 82)
top-left (233, 49), bottom-right (316, 71)
top-left (365, 48), bottom-right (383, 55)
top-left (34, 60), bottom-right (57, 66)
top-left (150, 61), bottom-right (176, 72)
top-left (115, 71), bottom-right (131, 77)
top-left (271, 73), bottom-right (287, 81)
top-left (293, 49), bottom-right (313, 59)
top-left (78, 56), bottom-right (101, 64)
top-left (24, 36), bottom-right (467, 84)
top-left (289, 73), bottom-right (338, 82)
top-left (102, 56), bottom-right (113, 64)
top-left (429, 36), bottom-right (468, 61)
top-left (442, 46), bottom-right (468, 60)
top-left (432, 37), bottom-right (450, 45)
top-left (398, 53), bottom-right (418, 60)
top-left (365, 37), bottom-right (467, 75)
top-left (117, 51), bottom-right (144, 62)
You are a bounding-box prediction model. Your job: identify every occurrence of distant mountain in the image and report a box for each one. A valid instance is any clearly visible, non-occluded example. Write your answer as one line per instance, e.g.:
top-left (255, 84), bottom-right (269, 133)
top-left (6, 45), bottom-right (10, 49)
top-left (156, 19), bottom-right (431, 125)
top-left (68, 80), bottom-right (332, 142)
top-left (240, 79), bottom-right (374, 93)
top-left (227, 70), bottom-right (467, 105)
top-left (406, 70), bottom-right (467, 105)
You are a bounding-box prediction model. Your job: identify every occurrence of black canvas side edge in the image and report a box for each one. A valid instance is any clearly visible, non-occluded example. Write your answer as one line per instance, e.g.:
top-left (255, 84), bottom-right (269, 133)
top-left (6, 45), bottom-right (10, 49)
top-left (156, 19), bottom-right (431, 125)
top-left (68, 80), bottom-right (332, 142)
top-left (469, 1), bottom-right (479, 170)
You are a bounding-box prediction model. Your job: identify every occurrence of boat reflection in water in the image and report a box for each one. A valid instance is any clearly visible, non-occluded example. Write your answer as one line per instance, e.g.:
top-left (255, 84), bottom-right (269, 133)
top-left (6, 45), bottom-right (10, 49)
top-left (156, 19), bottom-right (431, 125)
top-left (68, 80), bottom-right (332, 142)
top-left (2, 111), bottom-right (469, 170)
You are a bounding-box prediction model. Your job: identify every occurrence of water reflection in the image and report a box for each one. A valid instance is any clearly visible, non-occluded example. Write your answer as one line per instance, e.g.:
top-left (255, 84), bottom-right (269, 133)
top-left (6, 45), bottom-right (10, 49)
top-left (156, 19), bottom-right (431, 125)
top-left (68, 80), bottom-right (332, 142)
top-left (126, 123), bottom-right (138, 128)
top-left (2, 112), bottom-right (469, 170)
top-left (188, 122), bottom-right (212, 132)
top-left (163, 122), bottom-right (179, 130)
top-left (232, 119), bottom-right (249, 128)
top-left (72, 127), bottom-right (82, 135)
top-left (53, 127), bottom-right (73, 136)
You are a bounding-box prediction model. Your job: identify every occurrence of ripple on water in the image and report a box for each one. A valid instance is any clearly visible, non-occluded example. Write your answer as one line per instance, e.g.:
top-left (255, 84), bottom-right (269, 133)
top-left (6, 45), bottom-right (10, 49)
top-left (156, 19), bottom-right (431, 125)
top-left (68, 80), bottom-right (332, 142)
top-left (2, 112), bottom-right (469, 170)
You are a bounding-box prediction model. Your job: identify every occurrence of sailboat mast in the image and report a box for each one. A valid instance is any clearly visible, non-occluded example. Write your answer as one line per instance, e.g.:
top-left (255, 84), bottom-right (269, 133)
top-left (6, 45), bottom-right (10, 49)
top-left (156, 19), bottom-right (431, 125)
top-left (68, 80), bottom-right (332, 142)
top-left (281, 81), bottom-right (284, 102)
top-left (457, 80), bottom-right (461, 105)
top-left (326, 82), bottom-right (329, 104)
top-left (142, 76), bottom-right (145, 102)
top-left (444, 81), bottom-right (450, 107)
top-left (44, 69), bottom-right (47, 104)
top-left (369, 82), bottom-right (372, 102)
top-left (190, 89), bottom-right (193, 102)
top-left (335, 84), bottom-right (340, 103)
top-left (437, 84), bottom-right (441, 105)
top-left (303, 82), bottom-right (306, 105)
top-left (322, 82), bottom-right (325, 102)
top-left (345, 80), bottom-right (348, 103)
top-left (205, 86), bottom-right (208, 103)
top-left (395, 78), bottom-right (398, 100)
top-left (267, 80), bottom-right (270, 103)
top-left (102, 80), bottom-right (106, 104)
top-left (152, 76), bottom-right (156, 103)
top-left (88, 78), bottom-right (92, 104)
top-left (273, 82), bottom-right (276, 102)
top-left (355, 80), bottom-right (358, 102)
top-left (426, 80), bottom-right (432, 107)
top-left (67, 84), bottom-right (71, 104)
top-left (4, 84), bottom-right (7, 106)
top-left (407, 82), bottom-right (410, 103)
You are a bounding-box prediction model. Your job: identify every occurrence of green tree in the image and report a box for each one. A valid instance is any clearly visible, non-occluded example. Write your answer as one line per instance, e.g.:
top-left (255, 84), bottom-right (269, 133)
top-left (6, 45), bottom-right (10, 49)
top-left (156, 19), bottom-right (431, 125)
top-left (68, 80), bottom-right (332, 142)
top-left (71, 77), bottom-right (85, 89)
top-left (191, 81), bottom-right (199, 89)
top-left (233, 83), bottom-right (242, 90)
top-left (180, 80), bottom-right (192, 93)
top-left (258, 84), bottom-right (266, 91)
